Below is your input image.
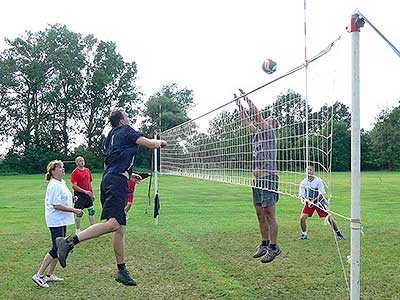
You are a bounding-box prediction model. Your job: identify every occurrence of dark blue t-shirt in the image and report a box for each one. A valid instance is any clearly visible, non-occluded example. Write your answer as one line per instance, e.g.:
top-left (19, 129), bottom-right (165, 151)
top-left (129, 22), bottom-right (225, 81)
top-left (103, 125), bottom-right (143, 176)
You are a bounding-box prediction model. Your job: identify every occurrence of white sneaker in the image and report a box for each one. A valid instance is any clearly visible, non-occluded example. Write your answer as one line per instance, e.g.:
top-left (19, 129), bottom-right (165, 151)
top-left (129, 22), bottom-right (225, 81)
top-left (45, 274), bottom-right (64, 282)
top-left (32, 274), bottom-right (49, 288)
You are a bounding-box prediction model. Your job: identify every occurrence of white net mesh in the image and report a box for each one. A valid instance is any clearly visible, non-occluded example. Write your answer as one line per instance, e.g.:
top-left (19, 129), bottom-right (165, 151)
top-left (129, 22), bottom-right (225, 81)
top-left (160, 35), bottom-right (347, 201)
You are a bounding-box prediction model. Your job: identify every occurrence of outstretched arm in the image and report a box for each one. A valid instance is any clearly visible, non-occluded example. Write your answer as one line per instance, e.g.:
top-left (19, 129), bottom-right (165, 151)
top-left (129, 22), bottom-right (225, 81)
top-left (235, 93), bottom-right (256, 133)
top-left (136, 136), bottom-right (167, 149)
top-left (238, 89), bottom-right (269, 130)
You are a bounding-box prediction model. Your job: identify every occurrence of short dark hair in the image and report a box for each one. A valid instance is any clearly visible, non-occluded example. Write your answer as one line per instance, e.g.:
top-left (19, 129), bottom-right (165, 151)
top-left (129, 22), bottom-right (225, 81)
top-left (109, 109), bottom-right (125, 127)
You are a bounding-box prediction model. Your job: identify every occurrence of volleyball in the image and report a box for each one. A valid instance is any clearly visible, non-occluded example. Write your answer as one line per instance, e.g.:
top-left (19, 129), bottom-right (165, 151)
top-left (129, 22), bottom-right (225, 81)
top-left (262, 58), bottom-right (277, 74)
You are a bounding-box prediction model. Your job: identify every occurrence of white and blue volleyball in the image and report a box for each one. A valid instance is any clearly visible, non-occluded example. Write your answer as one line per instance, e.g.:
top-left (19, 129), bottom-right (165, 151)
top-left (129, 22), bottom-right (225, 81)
top-left (262, 58), bottom-right (277, 74)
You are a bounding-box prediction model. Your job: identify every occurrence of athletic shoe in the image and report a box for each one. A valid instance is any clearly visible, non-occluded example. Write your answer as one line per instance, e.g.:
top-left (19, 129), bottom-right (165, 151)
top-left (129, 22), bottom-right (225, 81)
top-left (32, 274), bottom-right (49, 288)
top-left (115, 269), bottom-right (137, 286)
top-left (45, 274), bottom-right (64, 282)
top-left (56, 237), bottom-right (74, 268)
top-left (260, 246), bottom-right (282, 264)
top-left (299, 233), bottom-right (308, 240)
top-left (253, 244), bottom-right (268, 258)
top-left (337, 231), bottom-right (346, 240)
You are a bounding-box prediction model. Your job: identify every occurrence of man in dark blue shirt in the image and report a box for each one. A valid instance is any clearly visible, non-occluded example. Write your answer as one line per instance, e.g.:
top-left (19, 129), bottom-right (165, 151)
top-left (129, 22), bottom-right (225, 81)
top-left (56, 108), bottom-right (166, 286)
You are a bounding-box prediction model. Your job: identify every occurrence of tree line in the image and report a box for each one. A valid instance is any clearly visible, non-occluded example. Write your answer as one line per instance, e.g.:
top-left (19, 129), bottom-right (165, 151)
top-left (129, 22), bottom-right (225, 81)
top-left (0, 25), bottom-right (398, 173)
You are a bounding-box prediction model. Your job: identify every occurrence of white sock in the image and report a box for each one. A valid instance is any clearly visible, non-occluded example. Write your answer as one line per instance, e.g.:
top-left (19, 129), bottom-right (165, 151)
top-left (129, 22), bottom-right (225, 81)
top-left (75, 229), bottom-right (80, 234)
top-left (302, 231), bottom-right (307, 236)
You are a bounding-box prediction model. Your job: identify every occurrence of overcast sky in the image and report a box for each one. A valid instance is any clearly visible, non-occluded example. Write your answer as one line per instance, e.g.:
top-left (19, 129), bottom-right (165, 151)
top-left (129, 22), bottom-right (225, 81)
top-left (1, 0), bottom-right (399, 134)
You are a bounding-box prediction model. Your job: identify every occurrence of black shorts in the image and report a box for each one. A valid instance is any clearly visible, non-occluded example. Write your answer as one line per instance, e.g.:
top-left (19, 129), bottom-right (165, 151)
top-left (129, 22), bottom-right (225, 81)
top-left (74, 192), bottom-right (93, 209)
top-left (100, 173), bottom-right (128, 226)
top-left (49, 226), bottom-right (67, 258)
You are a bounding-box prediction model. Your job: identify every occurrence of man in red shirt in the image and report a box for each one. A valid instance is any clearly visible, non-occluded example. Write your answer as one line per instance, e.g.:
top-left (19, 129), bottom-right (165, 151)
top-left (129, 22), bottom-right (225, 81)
top-left (71, 156), bottom-right (95, 234)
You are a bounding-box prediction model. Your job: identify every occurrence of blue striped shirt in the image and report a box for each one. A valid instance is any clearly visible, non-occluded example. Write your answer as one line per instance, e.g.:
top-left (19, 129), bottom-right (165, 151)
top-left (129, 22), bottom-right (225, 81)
top-left (252, 124), bottom-right (278, 174)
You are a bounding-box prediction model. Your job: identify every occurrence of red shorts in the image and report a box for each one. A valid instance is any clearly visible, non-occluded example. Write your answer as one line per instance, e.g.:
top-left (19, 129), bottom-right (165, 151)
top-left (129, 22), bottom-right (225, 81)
top-left (126, 193), bottom-right (134, 204)
top-left (125, 180), bottom-right (136, 205)
top-left (302, 200), bottom-right (329, 218)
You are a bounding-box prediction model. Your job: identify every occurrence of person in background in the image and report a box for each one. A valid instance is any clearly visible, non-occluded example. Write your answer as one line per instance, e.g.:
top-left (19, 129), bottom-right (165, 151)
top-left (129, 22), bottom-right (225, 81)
top-left (298, 165), bottom-right (345, 240)
top-left (71, 156), bottom-right (95, 235)
top-left (125, 173), bottom-right (152, 220)
top-left (32, 160), bottom-right (82, 288)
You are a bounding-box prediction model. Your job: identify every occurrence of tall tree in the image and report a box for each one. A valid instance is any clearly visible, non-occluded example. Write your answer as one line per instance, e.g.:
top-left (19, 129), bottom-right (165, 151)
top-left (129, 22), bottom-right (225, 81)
top-left (140, 83), bottom-right (194, 135)
top-left (80, 37), bottom-right (140, 154)
top-left (137, 83), bottom-right (194, 168)
top-left (44, 24), bottom-right (86, 155)
top-left (1, 29), bottom-right (56, 153)
top-left (0, 24), bottom-right (141, 173)
top-left (369, 104), bottom-right (400, 170)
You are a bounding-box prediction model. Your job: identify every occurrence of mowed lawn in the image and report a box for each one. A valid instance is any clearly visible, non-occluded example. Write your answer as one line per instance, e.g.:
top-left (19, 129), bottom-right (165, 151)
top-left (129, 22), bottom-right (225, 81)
top-left (0, 171), bottom-right (399, 300)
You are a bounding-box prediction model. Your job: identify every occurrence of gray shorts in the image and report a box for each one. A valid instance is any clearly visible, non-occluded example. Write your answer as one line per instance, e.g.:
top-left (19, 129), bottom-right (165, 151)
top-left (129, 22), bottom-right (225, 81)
top-left (252, 174), bottom-right (279, 207)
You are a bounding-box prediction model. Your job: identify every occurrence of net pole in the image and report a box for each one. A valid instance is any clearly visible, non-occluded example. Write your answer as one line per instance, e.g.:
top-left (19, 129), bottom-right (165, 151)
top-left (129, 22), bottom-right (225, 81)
top-left (154, 131), bottom-right (159, 225)
top-left (304, 0), bottom-right (310, 187)
top-left (350, 12), bottom-right (364, 300)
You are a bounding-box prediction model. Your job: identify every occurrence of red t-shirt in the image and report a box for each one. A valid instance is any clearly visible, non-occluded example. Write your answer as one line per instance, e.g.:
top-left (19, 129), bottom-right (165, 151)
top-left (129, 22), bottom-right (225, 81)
top-left (71, 167), bottom-right (92, 192)
top-left (126, 180), bottom-right (136, 204)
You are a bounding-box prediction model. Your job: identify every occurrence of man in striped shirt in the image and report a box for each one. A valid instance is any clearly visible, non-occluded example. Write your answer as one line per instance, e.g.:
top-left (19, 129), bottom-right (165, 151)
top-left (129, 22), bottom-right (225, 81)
top-left (235, 89), bottom-right (281, 264)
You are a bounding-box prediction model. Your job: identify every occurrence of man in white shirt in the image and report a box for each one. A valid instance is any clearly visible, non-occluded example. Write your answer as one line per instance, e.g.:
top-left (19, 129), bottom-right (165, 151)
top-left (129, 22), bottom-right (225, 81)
top-left (298, 165), bottom-right (345, 240)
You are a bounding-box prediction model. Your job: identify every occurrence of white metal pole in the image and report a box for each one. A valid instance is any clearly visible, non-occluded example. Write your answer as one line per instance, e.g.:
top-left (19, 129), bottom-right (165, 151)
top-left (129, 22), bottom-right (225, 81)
top-left (154, 131), bottom-right (159, 225)
top-left (304, 0), bottom-right (309, 174)
top-left (350, 12), bottom-right (363, 300)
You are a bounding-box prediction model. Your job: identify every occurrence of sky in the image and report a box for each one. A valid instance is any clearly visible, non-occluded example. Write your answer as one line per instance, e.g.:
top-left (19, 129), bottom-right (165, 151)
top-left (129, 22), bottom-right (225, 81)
top-left (1, 0), bottom-right (399, 138)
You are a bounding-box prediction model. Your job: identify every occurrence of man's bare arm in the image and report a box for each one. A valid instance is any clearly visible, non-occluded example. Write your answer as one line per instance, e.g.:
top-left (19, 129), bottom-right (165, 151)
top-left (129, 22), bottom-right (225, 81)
top-left (235, 93), bottom-right (256, 133)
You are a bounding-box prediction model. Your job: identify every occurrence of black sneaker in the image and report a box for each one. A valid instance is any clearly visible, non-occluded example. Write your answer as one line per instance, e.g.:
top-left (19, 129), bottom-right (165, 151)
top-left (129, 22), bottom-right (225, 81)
top-left (253, 244), bottom-right (268, 258)
top-left (56, 237), bottom-right (74, 268)
top-left (115, 269), bottom-right (137, 286)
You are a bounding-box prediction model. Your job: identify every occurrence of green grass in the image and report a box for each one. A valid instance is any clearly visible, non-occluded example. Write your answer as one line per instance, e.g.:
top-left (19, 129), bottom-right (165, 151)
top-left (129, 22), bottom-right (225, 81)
top-left (0, 172), bottom-right (399, 300)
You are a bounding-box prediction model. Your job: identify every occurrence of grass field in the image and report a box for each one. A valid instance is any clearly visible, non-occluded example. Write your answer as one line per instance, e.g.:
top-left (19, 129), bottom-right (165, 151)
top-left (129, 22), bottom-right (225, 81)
top-left (0, 171), bottom-right (399, 300)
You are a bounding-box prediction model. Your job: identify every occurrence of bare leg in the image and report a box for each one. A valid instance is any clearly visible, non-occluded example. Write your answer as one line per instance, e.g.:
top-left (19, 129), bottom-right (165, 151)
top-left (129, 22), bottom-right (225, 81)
top-left (113, 225), bottom-right (126, 264)
top-left (255, 205), bottom-right (269, 241)
top-left (328, 215), bottom-right (339, 231)
top-left (77, 218), bottom-right (120, 242)
top-left (300, 213), bottom-right (309, 232)
top-left (125, 203), bottom-right (132, 213)
top-left (37, 254), bottom-right (55, 276)
top-left (75, 216), bottom-right (81, 231)
top-left (47, 257), bottom-right (59, 275)
top-left (264, 205), bottom-right (278, 244)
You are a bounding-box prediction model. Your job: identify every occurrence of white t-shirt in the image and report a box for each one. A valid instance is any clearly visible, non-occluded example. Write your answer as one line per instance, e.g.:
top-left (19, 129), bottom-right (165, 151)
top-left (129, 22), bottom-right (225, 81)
top-left (299, 176), bottom-right (326, 200)
top-left (45, 178), bottom-right (75, 227)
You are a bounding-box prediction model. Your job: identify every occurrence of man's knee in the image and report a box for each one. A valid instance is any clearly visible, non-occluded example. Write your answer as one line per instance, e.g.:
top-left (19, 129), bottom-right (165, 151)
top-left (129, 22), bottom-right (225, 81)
top-left (107, 218), bottom-right (121, 231)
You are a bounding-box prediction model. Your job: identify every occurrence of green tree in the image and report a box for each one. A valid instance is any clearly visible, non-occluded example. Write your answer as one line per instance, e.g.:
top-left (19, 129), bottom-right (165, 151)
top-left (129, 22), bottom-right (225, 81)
top-left (369, 105), bottom-right (400, 170)
top-left (361, 129), bottom-right (375, 170)
top-left (79, 37), bottom-right (140, 154)
top-left (137, 83), bottom-right (194, 168)
top-left (140, 83), bottom-right (194, 135)
top-left (0, 24), bottom-right (140, 173)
